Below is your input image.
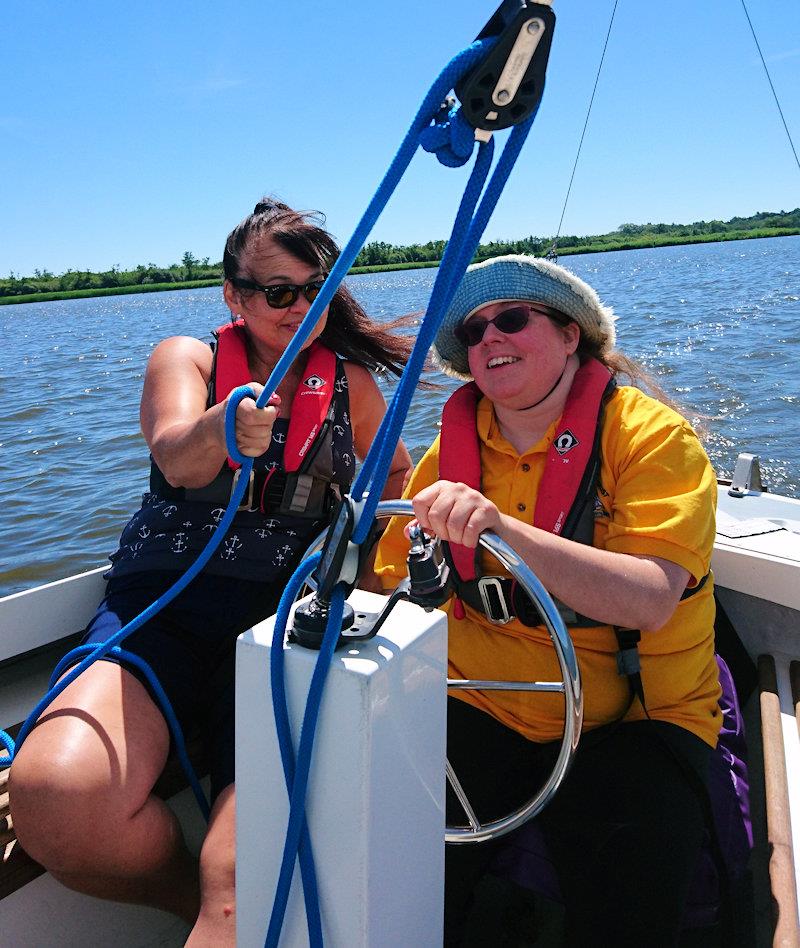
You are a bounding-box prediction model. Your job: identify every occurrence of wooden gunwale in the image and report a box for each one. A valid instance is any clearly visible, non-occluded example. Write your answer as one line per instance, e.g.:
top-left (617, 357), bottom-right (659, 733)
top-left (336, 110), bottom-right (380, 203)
top-left (758, 654), bottom-right (800, 946)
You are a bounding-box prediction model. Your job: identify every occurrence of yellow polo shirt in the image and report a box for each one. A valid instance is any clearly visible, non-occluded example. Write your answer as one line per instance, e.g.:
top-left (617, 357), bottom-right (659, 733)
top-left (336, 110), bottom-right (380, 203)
top-left (375, 385), bottom-right (722, 748)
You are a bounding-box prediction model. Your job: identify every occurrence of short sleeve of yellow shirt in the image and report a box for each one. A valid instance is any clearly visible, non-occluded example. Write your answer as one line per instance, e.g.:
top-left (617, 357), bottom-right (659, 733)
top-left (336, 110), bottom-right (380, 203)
top-left (375, 385), bottom-right (721, 748)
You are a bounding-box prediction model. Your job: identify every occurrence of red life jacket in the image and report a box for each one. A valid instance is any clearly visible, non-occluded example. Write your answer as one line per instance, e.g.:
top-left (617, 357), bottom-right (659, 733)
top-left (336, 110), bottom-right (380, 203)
top-left (438, 358), bottom-right (707, 713)
top-left (149, 322), bottom-right (351, 519)
top-left (439, 357), bottom-right (615, 586)
top-left (213, 321), bottom-right (337, 474)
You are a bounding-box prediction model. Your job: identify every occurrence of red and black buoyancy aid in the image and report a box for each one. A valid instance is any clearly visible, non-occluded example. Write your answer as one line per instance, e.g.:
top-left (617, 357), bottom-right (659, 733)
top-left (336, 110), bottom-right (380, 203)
top-left (440, 356), bottom-right (615, 617)
top-left (440, 358), bottom-right (652, 708)
top-left (439, 356), bottom-right (709, 711)
top-left (150, 322), bottom-right (351, 519)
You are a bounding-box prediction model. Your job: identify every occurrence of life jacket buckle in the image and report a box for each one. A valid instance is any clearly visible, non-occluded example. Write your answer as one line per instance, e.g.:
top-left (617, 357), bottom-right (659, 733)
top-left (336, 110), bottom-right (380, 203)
top-left (477, 576), bottom-right (513, 624)
top-left (614, 627), bottom-right (642, 677)
top-left (231, 468), bottom-right (256, 512)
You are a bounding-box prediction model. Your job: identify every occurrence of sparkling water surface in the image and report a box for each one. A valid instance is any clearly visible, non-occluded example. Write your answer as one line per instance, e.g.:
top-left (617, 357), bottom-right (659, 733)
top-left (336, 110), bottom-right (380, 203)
top-left (1, 236), bottom-right (797, 597)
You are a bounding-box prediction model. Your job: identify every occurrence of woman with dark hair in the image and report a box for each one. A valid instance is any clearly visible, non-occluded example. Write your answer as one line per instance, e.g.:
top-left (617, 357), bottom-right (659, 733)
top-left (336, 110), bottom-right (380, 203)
top-left (9, 199), bottom-right (412, 944)
top-left (376, 254), bottom-right (720, 946)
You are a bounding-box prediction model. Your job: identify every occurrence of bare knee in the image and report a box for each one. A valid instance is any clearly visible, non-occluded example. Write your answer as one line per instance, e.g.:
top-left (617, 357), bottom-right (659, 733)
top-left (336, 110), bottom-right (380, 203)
top-left (198, 841), bottom-right (236, 918)
top-left (10, 661), bottom-right (170, 874)
top-left (10, 745), bottom-right (127, 872)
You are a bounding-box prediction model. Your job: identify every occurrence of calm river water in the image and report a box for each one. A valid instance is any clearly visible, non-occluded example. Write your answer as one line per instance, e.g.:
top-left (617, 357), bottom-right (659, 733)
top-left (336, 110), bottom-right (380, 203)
top-left (1, 236), bottom-right (798, 598)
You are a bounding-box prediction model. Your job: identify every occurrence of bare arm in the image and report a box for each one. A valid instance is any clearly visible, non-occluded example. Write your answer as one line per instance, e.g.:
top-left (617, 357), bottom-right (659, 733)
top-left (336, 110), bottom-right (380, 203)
top-left (140, 336), bottom-right (278, 489)
top-left (411, 480), bottom-right (690, 631)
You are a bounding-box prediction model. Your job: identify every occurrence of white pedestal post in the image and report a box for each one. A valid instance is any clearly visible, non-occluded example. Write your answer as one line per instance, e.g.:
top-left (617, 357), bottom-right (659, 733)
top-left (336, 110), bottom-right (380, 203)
top-left (236, 589), bottom-right (447, 947)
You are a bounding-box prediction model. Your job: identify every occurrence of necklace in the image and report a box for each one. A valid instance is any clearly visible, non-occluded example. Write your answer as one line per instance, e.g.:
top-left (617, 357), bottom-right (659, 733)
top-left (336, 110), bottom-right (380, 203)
top-left (518, 358), bottom-right (568, 411)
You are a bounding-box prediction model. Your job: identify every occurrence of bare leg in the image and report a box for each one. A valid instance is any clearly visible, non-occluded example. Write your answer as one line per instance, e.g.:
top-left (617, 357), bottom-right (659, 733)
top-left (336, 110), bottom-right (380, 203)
top-left (186, 783), bottom-right (236, 946)
top-left (9, 661), bottom-right (201, 923)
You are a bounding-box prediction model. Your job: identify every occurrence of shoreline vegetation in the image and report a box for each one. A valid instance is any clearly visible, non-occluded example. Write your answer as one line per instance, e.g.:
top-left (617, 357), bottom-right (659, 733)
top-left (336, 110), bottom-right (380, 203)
top-left (2, 210), bottom-right (798, 306)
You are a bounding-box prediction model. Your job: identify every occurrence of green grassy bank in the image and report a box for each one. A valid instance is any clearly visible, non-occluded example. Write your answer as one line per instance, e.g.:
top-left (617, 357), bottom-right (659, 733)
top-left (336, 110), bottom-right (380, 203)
top-left (2, 226), bottom-right (797, 306)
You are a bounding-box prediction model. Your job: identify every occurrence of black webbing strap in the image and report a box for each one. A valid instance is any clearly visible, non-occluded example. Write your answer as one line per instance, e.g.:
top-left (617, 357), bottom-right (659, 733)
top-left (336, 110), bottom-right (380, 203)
top-left (614, 626), bottom-right (646, 712)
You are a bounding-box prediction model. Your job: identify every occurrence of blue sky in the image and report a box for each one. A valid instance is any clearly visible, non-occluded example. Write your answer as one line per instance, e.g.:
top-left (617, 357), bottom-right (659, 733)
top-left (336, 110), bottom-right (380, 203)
top-left (2, 0), bottom-right (798, 276)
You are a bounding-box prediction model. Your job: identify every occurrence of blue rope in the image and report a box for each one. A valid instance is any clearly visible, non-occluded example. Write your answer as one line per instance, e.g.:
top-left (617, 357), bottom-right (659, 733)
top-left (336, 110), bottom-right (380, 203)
top-left (269, 553), bottom-right (325, 947)
top-left (48, 644), bottom-right (210, 819)
top-left (263, 46), bottom-right (542, 948)
top-left (266, 583), bottom-right (345, 948)
top-left (0, 24), bottom-right (545, 948)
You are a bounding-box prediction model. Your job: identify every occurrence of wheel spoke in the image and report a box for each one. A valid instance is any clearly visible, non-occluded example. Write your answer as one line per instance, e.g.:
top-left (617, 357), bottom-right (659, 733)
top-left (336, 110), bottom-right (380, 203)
top-left (447, 678), bottom-right (565, 693)
top-left (301, 500), bottom-right (584, 846)
top-left (445, 759), bottom-right (481, 833)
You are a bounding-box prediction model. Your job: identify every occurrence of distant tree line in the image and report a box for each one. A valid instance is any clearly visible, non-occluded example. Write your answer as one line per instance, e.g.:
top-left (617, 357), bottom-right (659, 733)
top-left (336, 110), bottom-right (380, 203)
top-left (352, 208), bottom-right (800, 267)
top-left (2, 210), bottom-right (798, 299)
top-left (0, 252), bottom-right (221, 298)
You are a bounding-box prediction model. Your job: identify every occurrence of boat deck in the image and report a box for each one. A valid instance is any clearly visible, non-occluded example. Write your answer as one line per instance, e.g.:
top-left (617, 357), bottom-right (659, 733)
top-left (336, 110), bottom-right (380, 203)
top-left (2, 484), bottom-right (800, 944)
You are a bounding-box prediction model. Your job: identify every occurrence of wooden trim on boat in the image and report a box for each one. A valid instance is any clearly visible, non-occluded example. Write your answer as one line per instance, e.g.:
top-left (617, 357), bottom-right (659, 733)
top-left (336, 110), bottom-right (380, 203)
top-left (758, 654), bottom-right (800, 945)
top-left (791, 662), bottom-right (800, 740)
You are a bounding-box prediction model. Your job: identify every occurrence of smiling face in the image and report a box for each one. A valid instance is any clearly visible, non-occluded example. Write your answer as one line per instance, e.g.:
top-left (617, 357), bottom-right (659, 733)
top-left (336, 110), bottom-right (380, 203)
top-left (465, 301), bottom-right (580, 410)
top-left (223, 237), bottom-right (329, 365)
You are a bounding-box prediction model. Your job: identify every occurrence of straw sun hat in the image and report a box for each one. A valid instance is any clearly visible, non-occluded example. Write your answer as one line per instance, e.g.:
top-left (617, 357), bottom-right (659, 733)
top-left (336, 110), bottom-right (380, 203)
top-left (433, 254), bottom-right (617, 379)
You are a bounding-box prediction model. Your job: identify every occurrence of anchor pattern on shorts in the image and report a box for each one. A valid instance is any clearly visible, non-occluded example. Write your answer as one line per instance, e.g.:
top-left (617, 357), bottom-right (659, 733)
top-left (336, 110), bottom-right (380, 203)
top-left (221, 535), bottom-right (243, 560)
top-left (172, 532), bottom-right (189, 553)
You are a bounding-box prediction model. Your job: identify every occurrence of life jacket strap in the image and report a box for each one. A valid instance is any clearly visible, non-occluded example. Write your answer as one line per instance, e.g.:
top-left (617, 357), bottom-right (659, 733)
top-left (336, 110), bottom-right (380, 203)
top-left (614, 626), bottom-right (646, 711)
top-left (450, 569), bottom-right (604, 628)
top-left (152, 464), bottom-right (342, 520)
top-left (454, 571), bottom-right (711, 717)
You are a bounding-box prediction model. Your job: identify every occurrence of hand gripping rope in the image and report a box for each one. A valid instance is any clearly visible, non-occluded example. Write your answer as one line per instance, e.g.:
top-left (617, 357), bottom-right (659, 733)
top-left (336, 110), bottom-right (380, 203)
top-left (0, 3), bottom-right (556, 944)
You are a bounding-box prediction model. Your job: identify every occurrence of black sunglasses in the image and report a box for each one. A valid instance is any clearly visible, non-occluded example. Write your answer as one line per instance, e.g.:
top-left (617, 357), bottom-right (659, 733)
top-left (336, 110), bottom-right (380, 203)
top-left (231, 277), bottom-right (325, 309)
top-left (454, 303), bottom-right (569, 347)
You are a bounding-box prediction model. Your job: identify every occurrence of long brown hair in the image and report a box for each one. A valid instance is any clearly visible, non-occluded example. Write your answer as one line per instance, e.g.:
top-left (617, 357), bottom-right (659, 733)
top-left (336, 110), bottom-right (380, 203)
top-left (224, 198), bottom-right (414, 378)
top-left (541, 307), bottom-right (683, 412)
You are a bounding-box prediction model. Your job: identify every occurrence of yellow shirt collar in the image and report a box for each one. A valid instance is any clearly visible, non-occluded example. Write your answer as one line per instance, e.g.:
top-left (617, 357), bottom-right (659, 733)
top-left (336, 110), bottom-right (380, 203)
top-left (476, 394), bottom-right (558, 458)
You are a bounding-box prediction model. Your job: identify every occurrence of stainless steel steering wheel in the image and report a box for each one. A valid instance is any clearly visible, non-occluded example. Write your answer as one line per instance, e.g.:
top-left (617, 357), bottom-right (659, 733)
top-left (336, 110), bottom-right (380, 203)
top-left (300, 499), bottom-right (583, 845)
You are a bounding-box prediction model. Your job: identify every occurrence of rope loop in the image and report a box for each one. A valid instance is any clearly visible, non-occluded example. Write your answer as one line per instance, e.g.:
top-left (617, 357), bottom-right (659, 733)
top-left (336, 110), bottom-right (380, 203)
top-left (225, 384), bottom-right (257, 464)
top-left (0, 730), bottom-right (13, 759)
top-left (420, 100), bottom-right (476, 168)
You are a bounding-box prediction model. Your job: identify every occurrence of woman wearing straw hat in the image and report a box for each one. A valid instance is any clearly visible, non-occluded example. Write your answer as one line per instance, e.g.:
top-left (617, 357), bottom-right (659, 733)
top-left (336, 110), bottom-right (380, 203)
top-left (376, 255), bottom-right (721, 946)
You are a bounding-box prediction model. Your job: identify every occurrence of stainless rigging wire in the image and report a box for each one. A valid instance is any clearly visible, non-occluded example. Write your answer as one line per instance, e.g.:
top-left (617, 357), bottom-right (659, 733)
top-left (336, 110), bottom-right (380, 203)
top-left (547, 0), bottom-right (619, 260)
top-left (739, 0), bottom-right (800, 173)
top-left (547, 1), bottom-right (798, 264)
